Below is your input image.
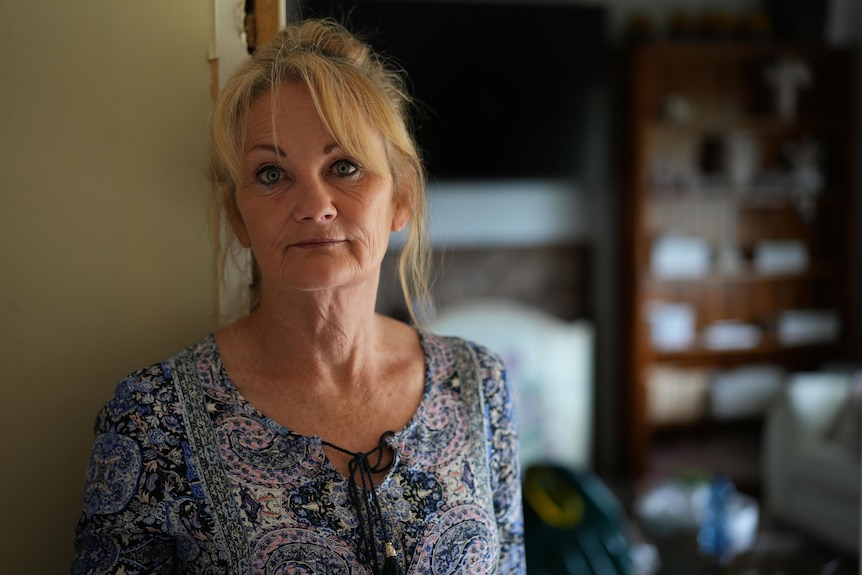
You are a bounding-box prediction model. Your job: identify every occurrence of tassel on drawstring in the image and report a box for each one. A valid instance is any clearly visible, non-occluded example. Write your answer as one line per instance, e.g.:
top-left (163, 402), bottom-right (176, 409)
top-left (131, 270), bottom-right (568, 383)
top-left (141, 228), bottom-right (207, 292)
top-left (383, 542), bottom-right (404, 575)
top-left (322, 431), bottom-right (404, 575)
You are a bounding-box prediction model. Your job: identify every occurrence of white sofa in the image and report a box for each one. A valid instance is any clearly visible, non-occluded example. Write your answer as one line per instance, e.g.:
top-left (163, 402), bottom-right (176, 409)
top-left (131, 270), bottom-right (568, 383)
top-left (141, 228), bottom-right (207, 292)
top-left (428, 299), bottom-right (594, 471)
top-left (763, 371), bottom-right (861, 556)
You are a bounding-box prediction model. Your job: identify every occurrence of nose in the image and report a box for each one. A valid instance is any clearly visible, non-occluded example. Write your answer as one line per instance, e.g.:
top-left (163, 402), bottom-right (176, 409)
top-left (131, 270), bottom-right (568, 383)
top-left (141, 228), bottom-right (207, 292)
top-left (293, 177), bottom-right (337, 223)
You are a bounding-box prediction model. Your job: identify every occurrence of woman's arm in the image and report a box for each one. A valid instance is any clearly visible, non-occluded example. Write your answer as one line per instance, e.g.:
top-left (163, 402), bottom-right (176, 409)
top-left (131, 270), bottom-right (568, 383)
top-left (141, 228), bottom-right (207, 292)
top-left (71, 365), bottom-right (208, 575)
top-left (474, 344), bottom-right (526, 573)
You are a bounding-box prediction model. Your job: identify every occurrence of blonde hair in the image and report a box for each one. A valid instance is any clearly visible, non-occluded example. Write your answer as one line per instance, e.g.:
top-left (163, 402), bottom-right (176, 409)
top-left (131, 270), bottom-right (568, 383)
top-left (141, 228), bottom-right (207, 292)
top-left (209, 18), bottom-right (430, 325)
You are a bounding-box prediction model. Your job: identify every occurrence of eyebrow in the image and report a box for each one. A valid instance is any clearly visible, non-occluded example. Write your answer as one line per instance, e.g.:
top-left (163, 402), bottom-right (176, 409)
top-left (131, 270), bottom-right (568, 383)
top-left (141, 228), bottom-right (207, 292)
top-left (247, 143), bottom-right (286, 157)
top-left (246, 142), bottom-right (343, 157)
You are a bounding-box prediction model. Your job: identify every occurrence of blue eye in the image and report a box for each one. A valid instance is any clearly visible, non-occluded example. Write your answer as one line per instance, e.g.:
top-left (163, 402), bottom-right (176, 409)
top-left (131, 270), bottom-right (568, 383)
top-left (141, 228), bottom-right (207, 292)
top-left (332, 160), bottom-right (359, 177)
top-left (256, 166), bottom-right (283, 185)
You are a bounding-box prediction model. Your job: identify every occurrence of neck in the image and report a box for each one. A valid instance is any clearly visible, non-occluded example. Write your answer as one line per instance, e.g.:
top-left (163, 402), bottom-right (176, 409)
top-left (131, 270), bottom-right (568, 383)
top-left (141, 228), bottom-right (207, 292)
top-left (239, 283), bottom-right (383, 391)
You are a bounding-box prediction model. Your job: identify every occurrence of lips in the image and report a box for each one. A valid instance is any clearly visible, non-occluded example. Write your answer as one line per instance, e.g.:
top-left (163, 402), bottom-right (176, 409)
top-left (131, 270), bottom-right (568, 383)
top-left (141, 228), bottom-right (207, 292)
top-left (290, 238), bottom-right (345, 249)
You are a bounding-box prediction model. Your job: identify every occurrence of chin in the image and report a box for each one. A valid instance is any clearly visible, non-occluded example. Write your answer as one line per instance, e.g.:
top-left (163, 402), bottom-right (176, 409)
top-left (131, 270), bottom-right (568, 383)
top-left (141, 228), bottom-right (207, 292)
top-left (280, 266), bottom-right (373, 294)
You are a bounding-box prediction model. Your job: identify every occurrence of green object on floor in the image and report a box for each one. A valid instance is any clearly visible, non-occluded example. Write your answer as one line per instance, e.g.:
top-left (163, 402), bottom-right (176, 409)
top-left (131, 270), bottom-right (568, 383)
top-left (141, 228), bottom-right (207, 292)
top-left (523, 464), bottom-right (633, 574)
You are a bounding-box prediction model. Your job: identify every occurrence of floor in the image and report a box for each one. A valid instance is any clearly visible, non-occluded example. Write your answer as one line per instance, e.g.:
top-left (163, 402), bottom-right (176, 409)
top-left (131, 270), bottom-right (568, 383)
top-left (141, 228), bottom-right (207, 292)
top-left (648, 520), bottom-right (858, 575)
top-left (601, 473), bottom-right (858, 575)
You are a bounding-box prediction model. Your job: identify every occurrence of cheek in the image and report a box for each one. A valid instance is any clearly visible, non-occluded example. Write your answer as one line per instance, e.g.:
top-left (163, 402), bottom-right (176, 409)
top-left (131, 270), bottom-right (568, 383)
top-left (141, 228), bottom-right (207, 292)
top-left (373, 202), bottom-right (401, 238)
top-left (248, 215), bottom-right (286, 249)
top-left (234, 195), bottom-right (286, 251)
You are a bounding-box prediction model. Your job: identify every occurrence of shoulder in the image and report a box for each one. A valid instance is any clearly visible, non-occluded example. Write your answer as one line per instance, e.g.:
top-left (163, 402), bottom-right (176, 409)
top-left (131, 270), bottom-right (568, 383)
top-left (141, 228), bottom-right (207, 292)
top-left (82, 336), bottom-right (216, 514)
top-left (97, 334), bottom-right (216, 429)
top-left (76, 337), bottom-right (226, 570)
top-left (422, 329), bottom-right (505, 365)
top-left (421, 331), bottom-right (507, 392)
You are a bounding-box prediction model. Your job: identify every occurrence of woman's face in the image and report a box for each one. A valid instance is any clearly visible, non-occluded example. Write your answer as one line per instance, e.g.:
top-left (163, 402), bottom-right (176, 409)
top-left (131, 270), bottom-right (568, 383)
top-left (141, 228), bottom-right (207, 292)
top-left (231, 82), bottom-right (408, 298)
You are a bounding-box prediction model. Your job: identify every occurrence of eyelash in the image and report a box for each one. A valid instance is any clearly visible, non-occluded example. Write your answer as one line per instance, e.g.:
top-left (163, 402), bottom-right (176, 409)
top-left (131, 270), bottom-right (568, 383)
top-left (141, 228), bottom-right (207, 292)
top-left (331, 159), bottom-right (361, 178)
top-left (253, 159), bottom-right (361, 188)
top-left (255, 165), bottom-right (284, 187)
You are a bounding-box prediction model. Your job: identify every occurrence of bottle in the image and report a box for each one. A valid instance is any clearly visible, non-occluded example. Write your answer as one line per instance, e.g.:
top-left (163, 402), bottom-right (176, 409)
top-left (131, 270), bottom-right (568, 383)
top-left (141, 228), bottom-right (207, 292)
top-left (697, 476), bottom-right (734, 565)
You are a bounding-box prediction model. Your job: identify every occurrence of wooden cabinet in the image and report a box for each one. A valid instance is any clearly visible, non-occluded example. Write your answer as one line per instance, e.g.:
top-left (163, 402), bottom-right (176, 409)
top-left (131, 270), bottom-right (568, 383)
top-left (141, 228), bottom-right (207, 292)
top-left (620, 42), bottom-right (857, 490)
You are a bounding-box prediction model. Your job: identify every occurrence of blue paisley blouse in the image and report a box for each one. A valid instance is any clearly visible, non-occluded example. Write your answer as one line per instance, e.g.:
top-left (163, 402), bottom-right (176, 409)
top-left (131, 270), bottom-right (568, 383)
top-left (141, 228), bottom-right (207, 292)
top-left (71, 331), bottom-right (525, 574)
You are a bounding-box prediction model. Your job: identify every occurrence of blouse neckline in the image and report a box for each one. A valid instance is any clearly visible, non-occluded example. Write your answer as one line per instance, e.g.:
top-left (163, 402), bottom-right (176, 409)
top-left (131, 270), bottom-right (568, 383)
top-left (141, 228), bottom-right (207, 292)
top-left (202, 329), bottom-right (452, 478)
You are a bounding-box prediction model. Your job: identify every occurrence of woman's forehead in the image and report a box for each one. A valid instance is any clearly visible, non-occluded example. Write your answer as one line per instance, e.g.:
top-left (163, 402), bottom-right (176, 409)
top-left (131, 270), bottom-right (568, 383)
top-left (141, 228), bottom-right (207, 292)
top-left (243, 82), bottom-right (390, 168)
top-left (244, 84), bottom-right (324, 139)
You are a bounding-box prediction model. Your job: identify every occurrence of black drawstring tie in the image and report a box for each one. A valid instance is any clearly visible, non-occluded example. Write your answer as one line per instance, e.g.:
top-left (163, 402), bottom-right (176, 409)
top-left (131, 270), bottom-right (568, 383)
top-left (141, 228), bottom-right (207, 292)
top-left (322, 431), bottom-right (404, 575)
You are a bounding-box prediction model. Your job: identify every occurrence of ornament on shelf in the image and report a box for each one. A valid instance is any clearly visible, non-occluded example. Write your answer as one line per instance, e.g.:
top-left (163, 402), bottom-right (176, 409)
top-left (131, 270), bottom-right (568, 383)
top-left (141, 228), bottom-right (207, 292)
top-left (723, 131), bottom-right (760, 191)
top-left (696, 131), bottom-right (760, 192)
top-left (661, 94), bottom-right (696, 125)
top-left (784, 137), bottom-right (825, 222)
top-left (764, 57), bottom-right (811, 120)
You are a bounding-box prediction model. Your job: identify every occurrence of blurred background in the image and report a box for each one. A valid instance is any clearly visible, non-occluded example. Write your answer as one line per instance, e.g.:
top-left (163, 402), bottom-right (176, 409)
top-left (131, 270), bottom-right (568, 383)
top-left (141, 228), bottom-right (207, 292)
top-left (1, 0), bottom-right (860, 572)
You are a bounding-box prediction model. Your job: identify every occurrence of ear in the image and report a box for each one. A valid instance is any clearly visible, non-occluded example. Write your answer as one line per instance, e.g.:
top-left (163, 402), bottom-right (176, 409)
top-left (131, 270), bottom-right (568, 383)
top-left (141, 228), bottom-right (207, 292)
top-left (391, 198), bottom-right (410, 232)
top-left (390, 173), bottom-right (415, 232)
top-left (225, 193), bottom-right (252, 248)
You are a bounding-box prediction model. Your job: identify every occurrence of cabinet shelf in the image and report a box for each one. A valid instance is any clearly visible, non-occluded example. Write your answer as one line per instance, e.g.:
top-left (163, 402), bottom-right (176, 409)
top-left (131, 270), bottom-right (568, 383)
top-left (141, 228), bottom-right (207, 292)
top-left (621, 42), bottom-right (857, 483)
top-left (647, 188), bottom-right (848, 207)
top-left (648, 339), bottom-right (839, 364)
top-left (642, 264), bottom-right (846, 287)
top-left (650, 114), bottom-right (847, 135)
top-left (652, 415), bottom-right (763, 435)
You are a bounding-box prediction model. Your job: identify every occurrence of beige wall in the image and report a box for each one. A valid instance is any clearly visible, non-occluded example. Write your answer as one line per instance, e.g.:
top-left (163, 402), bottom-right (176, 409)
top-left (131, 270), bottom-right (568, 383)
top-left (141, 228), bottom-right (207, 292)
top-left (0, 1), bottom-right (219, 572)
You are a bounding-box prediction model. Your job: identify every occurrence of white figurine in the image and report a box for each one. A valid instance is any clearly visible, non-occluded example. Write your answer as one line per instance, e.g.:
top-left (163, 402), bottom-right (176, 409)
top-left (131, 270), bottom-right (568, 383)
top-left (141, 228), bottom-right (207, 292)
top-left (785, 137), bottom-right (824, 221)
top-left (764, 57), bottom-right (812, 120)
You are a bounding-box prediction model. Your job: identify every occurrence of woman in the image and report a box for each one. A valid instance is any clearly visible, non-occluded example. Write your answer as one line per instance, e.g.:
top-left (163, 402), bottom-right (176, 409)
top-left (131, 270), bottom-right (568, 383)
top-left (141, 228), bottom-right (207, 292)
top-left (71, 19), bottom-right (524, 574)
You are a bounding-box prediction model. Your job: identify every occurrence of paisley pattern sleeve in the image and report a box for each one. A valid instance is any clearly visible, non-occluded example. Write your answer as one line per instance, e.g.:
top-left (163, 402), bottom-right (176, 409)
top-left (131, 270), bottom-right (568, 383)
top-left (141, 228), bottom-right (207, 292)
top-left (470, 342), bottom-right (526, 573)
top-left (70, 363), bottom-right (223, 575)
